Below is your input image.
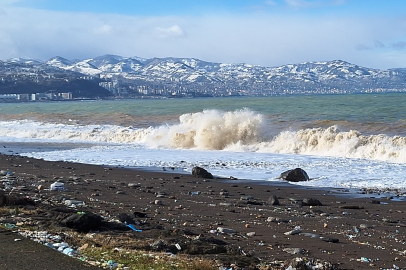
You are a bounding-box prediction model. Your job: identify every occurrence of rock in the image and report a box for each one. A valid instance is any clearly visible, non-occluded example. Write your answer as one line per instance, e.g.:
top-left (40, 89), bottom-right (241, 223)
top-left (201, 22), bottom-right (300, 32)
top-left (133, 211), bottom-right (147, 218)
top-left (268, 195), bottom-right (280, 206)
top-left (302, 198), bottom-right (322, 206)
top-left (217, 227), bottom-right (237, 234)
top-left (283, 247), bottom-right (305, 254)
top-left (339, 205), bottom-right (364, 209)
top-left (117, 213), bottom-right (135, 224)
top-left (240, 195), bottom-right (254, 201)
top-left (246, 201), bottom-right (263, 205)
top-left (320, 236), bottom-right (339, 243)
top-left (279, 168), bottom-right (309, 182)
top-left (192, 166), bottom-right (214, 179)
top-left (64, 200), bottom-right (84, 206)
top-left (284, 227), bottom-right (302, 235)
top-left (151, 240), bottom-right (165, 248)
top-left (266, 217), bottom-right (289, 223)
top-left (128, 183), bottom-right (141, 188)
top-left (0, 191), bottom-right (6, 206)
top-left (61, 212), bottom-right (102, 232)
top-left (359, 224), bottom-right (374, 229)
top-left (219, 202), bottom-right (232, 207)
top-left (154, 200), bottom-right (163, 205)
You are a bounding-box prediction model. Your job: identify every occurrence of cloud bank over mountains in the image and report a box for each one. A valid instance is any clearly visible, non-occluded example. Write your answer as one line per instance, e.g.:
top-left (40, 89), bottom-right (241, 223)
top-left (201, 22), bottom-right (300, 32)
top-left (0, 0), bottom-right (406, 69)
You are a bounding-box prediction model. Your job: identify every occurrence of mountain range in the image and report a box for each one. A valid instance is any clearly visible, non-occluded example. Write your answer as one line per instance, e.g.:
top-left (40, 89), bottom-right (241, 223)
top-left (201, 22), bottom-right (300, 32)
top-left (1, 54), bottom-right (406, 98)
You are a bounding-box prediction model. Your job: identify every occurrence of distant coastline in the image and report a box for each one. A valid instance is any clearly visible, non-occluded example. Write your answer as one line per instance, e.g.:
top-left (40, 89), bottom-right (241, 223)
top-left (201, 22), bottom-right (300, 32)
top-left (2, 55), bottom-right (406, 100)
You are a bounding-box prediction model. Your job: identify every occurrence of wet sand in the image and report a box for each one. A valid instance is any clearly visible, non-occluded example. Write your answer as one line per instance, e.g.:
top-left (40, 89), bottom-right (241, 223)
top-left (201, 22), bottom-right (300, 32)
top-left (0, 153), bottom-right (406, 269)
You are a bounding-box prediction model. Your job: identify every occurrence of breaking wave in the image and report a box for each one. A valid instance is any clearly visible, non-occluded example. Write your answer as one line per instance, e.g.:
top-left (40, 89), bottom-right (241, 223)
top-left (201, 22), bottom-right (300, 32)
top-left (1, 109), bottom-right (406, 163)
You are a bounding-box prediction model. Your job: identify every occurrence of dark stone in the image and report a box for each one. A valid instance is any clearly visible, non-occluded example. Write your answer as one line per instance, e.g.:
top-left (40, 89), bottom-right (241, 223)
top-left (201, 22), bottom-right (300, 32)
top-left (302, 198), bottom-right (323, 206)
top-left (280, 168), bottom-right (309, 182)
top-left (133, 211), bottom-right (147, 218)
top-left (60, 212), bottom-right (102, 232)
top-left (3, 195), bottom-right (36, 206)
top-left (320, 236), bottom-right (339, 243)
top-left (192, 166), bottom-right (214, 179)
top-left (268, 195), bottom-right (280, 206)
top-left (117, 213), bottom-right (135, 224)
top-left (246, 201), bottom-right (263, 206)
top-left (0, 191), bottom-right (5, 207)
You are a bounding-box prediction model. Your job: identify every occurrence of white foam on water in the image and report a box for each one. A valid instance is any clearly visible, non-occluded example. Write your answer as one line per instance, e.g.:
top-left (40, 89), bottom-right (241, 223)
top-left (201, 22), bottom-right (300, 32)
top-left (2, 109), bottom-right (406, 163)
top-left (20, 144), bottom-right (406, 190)
top-left (3, 109), bottom-right (406, 189)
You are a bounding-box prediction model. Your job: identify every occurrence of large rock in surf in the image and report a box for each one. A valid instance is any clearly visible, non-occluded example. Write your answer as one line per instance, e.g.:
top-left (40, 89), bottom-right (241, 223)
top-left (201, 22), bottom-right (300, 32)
top-left (192, 166), bottom-right (214, 179)
top-left (280, 168), bottom-right (309, 182)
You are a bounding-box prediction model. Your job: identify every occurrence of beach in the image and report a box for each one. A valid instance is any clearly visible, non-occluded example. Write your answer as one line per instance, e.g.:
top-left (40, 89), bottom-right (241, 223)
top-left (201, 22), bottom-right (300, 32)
top-left (1, 152), bottom-right (406, 270)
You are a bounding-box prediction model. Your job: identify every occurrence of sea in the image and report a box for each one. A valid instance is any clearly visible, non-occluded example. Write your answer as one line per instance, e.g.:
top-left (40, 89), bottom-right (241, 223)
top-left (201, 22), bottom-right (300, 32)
top-left (1, 93), bottom-right (406, 191)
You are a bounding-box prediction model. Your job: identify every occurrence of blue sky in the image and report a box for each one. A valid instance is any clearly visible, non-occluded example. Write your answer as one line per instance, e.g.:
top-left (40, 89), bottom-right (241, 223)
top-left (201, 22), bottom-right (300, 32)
top-left (1, 0), bottom-right (406, 69)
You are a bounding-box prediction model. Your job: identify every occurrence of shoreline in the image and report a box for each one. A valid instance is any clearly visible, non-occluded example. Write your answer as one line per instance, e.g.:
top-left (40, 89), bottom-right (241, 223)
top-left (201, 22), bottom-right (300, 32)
top-left (1, 153), bottom-right (406, 269)
top-left (3, 141), bottom-right (406, 201)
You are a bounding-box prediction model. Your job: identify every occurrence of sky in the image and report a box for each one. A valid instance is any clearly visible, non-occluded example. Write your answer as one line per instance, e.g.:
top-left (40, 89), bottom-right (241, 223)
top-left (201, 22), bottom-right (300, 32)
top-left (1, 0), bottom-right (406, 69)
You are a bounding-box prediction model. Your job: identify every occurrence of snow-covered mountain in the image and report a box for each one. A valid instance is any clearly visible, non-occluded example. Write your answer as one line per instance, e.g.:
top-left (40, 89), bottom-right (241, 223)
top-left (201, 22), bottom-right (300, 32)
top-left (2, 54), bottom-right (406, 96)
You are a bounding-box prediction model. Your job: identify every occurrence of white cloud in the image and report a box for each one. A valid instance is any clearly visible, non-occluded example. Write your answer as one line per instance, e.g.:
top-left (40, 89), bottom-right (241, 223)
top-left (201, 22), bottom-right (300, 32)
top-left (155, 25), bottom-right (186, 39)
top-left (94, 24), bottom-right (113, 35)
top-left (0, 5), bottom-right (405, 69)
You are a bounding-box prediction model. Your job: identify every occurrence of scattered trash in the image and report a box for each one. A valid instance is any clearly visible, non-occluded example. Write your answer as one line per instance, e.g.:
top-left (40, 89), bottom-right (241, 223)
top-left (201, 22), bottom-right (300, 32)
top-left (4, 223), bottom-right (17, 229)
top-left (50, 182), bottom-right (65, 191)
top-left (127, 224), bottom-right (142, 232)
top-left (175, 243), bottom-right (182, 250)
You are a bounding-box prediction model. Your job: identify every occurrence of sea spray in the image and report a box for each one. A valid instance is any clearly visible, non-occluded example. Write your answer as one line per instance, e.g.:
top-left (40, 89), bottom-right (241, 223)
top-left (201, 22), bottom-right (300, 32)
top-left (143, 109), bottom-right (265, 149)
top-left (1, 110), bottom-right (406, 163)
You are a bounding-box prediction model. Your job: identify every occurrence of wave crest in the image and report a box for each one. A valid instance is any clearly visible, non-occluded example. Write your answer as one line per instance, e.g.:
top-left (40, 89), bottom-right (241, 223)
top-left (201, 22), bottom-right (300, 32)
top-left (144, 109), bottom-right (264, 149)
top-left (262, 125), bottom-right (406, 162)
top-left (1, 109), bottom-right (406, 163)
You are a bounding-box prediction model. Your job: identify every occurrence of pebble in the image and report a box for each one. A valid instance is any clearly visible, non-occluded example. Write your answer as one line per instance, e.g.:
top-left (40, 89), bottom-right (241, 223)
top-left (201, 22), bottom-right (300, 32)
top-left (240, 195), bottom-right (254, 201)
top-left (217, 227), bottom-right (237, 234)
top-left (284, 227), bottom-right (302, 235)
top-left (64, 200), bottom-right (84, 206)
top-left (154, 200), bottom-right (163, 205)
top-left (359, 224), bottom-right (374, 229)
top-left (283, 248), bottom-right (304, 254)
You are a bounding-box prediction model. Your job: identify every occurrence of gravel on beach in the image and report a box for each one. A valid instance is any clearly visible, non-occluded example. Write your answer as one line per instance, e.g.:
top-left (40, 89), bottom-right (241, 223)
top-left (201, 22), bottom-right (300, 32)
top-left (0, 153), bottom-right (406, 269)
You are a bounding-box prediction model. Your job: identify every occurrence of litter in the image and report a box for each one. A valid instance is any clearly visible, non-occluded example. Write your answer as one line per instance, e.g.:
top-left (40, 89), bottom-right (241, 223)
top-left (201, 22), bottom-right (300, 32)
top-left (127, 224), bottom-right (142, 232)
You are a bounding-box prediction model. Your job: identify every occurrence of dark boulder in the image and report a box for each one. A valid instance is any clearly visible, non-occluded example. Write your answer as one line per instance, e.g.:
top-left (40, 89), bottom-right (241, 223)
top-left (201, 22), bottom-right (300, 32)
top-left (0, 191), bottom-right (36, 206)
top-left (302, 198), bottom-right (322, 206)
top-left (60, 212), bottom-right (102, 232)
top-left (117, 213), bottom-right (135, 224)
top-left (280, 168), bottom-right (309, 182)
top-left (268, 195), bottom-right (280, 206)
top-left (192, 166), bottom-right (214, 179)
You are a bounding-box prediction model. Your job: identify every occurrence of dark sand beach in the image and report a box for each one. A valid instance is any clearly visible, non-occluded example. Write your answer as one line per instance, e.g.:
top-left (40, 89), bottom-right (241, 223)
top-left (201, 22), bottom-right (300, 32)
top-left (0, 152), bottom-right (405, 269)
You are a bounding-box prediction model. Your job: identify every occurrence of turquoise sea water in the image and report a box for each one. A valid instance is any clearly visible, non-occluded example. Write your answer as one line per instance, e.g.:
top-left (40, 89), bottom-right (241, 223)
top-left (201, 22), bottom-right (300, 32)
top-left (1, 93), bottom-right (405, 134)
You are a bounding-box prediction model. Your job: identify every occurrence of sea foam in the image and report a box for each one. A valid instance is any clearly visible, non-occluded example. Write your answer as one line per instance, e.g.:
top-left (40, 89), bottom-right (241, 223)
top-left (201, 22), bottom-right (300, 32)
top-left (1, 109), bottom-right (406, 163)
